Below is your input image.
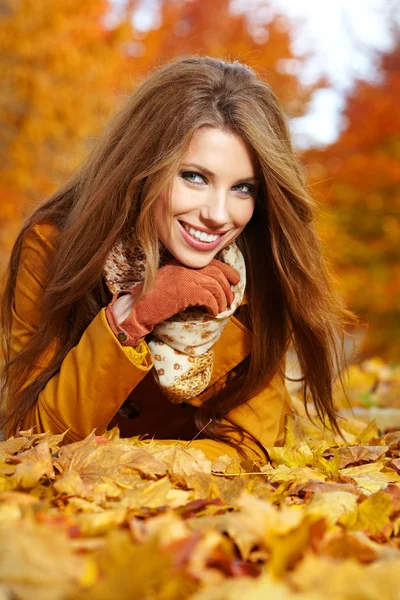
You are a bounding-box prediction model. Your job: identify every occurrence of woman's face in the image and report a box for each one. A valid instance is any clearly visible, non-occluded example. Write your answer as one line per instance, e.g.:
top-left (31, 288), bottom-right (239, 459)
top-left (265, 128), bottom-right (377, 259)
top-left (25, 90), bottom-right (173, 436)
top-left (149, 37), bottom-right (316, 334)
top-left (154, 127), bottom-right (260, 269)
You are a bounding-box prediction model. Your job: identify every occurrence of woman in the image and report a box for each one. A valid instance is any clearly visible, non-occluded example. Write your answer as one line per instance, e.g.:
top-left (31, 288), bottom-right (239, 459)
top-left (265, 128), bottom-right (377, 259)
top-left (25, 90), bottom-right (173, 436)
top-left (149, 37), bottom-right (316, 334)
top-left (0, 56), bottom-right (360, 462)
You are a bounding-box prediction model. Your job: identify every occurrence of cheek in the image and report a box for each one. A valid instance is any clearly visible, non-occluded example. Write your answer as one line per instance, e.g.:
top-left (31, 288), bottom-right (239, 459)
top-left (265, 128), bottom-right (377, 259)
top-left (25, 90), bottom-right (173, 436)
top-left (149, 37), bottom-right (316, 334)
top-left (156, 180), bottom-right (189, 222)
top-left (171, 187), bottom-right (195, 217)
top-left (235, 201), bottom-right (255, 228)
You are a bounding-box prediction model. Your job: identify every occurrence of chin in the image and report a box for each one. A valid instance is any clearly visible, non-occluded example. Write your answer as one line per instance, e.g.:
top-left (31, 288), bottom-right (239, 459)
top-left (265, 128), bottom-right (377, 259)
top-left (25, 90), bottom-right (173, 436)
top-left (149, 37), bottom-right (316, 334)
top-left (171, 247), bottom-right (217, 269)
top-left (175, 251), bottom-right (217, 269)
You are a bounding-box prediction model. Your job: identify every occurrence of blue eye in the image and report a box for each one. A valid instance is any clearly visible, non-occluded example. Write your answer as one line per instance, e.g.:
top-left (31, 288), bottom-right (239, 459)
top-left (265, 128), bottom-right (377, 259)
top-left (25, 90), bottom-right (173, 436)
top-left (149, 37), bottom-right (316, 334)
top-left (180, 171), bottom-right (255, 196)
top-left (234, 182), bottom-right (255, 195)
top-left (180, 171), bottom-right (204, 184)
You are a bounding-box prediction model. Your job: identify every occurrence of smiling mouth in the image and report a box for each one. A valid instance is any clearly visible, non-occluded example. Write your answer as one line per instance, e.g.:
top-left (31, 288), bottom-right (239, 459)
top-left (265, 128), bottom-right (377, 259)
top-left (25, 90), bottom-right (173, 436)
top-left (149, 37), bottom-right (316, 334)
top-left (179, 221), bottom-right (222, 244)
top-left (178, 221), bottom-right (228, 243)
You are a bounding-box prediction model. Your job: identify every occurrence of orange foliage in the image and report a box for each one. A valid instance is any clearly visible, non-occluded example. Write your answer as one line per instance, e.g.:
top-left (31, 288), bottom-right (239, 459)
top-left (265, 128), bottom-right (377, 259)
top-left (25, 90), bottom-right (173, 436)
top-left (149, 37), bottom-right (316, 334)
top-left (126, 0), bottom-right (318, 118)
top-left (0, 0), bottom-right (318, 261)
top-left (304, 40), bottom-right (400, 361)
top-left (2, 397), bottom-right (400, 597)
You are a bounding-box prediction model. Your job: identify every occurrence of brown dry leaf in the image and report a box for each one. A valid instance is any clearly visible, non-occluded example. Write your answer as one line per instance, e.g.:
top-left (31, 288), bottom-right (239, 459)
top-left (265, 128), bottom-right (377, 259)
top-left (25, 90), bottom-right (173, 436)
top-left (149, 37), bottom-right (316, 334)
top-left (289, 551), bottom-right (400, 599)
top-left (101, 425), bottom-right (122, 442)
top-left (337, 444), bottom-right (389, 468)
top-left (53, 471), bottom-right (85, 497)
top-left (2, 363), bottom-right (400, 600)
top-left (290, 480), bottom-right (361, 497)
top-left (190, 573), bottom-right (317, 600)
top-left (239, 493), bottom-right (305, 537)
top-left (28, 431), bottom-right (67, 452)
top-left (74, 508), bottom-right (128, 537)
top-left (53, 431), bottom-right (167, 482)
top-left (339, 461), bottom-right (400, 494)
top-left (211, 454), bottom-right (235, 474)
top-left (66, 497), bottom-right (105, 514)
top-left (3, 430), bottom-right (67, 454)
top-left (11, 441), bottom-right (55, 489)
top-left (180, 529), bottom-right (231, 587)
top-left (71, 528), bottom-right (195, 600)
top-left (0, 436), bottom-right (30, 456)
top-left (0, 520), bottom-right (94, 600)
top-left (121, 476), bottom-right (192, 510)
top-left (185, 471), bottom-right (247, 503)
top-left (132, 511), bottom-right (192, 546)
top-left (187, 491), bottom-right (309, 563)
top-left (389, 457), bottom-right (400, 473)
top-left (147, 444), bottom-right (211, 486)
top-left (372, 430), bottom-right (400, 448)
top-left (0, 491), bottom-right (39, 506)
top-left (320, 529), bottom-right (399, 563)
top-left (186, 466), bottom-right (318, 581)
top-left (90, 479), bottom-right (124, 506)
top-left (187, 513), bottom-right (259, 561)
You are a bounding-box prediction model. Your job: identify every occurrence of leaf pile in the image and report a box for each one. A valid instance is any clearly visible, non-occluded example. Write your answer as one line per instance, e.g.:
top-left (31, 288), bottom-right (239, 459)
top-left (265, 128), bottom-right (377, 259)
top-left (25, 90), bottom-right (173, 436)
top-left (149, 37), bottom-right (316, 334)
top-left (2, 410), bottom-right (400, 599)
top-left (333, 357), bottom-right (400, 410)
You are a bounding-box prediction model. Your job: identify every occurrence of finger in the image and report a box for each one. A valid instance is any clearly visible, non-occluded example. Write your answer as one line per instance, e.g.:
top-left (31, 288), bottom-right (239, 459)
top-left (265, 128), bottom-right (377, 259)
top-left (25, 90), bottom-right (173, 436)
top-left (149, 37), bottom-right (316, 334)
top-left (201, 279), bottom-right (228, 313)
top-left (195, 289), bottom-right (220, 316)
top-left (199, 265), bottom-right (235, 306)
top-left (208, 259), bottom-right (241, 285)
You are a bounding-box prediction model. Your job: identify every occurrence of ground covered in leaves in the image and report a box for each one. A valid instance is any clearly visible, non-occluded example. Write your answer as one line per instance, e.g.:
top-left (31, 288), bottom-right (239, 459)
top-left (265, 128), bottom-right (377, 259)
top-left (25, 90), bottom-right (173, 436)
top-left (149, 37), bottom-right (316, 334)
top-left (1, 358), bottom-right (400, 599)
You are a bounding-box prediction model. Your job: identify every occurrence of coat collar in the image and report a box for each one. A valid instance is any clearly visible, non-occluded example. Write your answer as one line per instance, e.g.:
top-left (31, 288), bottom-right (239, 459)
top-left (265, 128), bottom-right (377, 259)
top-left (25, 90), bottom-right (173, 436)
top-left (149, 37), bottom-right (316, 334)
top-left (207, 312), bottom-right (251, 387)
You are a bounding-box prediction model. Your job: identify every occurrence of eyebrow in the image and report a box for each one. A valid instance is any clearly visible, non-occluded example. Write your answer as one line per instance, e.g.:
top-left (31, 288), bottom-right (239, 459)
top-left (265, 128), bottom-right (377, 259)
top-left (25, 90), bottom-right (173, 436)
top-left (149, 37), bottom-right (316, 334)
top-left (181, 163), bottom-right (261, 183)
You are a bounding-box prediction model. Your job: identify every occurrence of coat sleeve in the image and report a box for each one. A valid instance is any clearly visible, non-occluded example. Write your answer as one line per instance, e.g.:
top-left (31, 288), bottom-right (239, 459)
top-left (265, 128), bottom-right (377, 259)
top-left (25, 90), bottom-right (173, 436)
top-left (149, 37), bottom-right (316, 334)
top-left (156, 362), bottom-right (294, 462)
top-left (7, 223), bottom-right (154, 443)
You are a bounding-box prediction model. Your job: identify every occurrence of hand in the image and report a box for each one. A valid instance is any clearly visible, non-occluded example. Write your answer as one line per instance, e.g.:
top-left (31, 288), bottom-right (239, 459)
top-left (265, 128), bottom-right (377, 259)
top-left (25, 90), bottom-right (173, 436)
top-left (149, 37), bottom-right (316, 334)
top-left (105, 258), bottom-right (240, 346)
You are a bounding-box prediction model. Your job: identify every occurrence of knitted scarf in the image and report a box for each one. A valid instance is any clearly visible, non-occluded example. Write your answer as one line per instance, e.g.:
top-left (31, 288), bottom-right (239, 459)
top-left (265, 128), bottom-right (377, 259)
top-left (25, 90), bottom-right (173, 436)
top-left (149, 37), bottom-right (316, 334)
top-left (103, 232), bottom-right (246, 406)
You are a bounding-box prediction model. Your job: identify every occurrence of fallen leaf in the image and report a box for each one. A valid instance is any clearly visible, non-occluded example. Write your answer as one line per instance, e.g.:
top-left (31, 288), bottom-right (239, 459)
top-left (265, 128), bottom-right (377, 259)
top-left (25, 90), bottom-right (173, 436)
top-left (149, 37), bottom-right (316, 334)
top-left (337, 444), bottom-right (389, 468)
top-left (53, 431), bottom-right (167, 482)
top-left (305, 490), bottom-right (358, 526)
top-left (339, 490), bottom-right (394, 539)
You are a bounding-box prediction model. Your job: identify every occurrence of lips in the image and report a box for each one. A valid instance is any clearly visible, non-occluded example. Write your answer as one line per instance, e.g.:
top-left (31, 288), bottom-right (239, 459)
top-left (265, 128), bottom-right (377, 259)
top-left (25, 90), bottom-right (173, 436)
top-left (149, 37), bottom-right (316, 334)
top-left (178, 220), bottom-right (228, 235)
top-left (177, 220), bottom-right (228, 251)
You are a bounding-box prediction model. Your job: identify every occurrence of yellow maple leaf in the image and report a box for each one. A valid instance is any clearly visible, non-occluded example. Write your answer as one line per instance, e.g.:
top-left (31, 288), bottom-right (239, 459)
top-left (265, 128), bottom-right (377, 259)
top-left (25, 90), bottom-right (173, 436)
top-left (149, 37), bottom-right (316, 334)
top-left (53, 431), bottom-right (167, 482)
top-left (305, 490), bottom-right (358, 526)
top-left (339, 490), bottom-right (394, 539)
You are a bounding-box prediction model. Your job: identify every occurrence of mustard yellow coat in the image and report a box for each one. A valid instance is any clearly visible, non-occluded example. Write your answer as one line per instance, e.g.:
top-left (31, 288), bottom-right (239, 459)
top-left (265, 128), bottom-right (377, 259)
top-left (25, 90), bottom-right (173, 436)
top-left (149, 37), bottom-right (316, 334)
top-left (7, 223), bottom-right (293, 461)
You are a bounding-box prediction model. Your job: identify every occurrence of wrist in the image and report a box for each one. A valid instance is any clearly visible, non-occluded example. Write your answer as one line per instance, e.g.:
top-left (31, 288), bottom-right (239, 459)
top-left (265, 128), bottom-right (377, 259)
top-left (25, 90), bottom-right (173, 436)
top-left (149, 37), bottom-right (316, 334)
top-left (112, 293), bottom-right (134, 325)
top-left (105, 298), bottom-right (148, 347)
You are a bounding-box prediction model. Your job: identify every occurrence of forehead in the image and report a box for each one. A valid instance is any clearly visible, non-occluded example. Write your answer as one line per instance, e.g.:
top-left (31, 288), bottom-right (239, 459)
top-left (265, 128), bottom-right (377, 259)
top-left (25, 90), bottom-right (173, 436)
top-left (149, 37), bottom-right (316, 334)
top-left (183, 127), bottom-right (260, 177)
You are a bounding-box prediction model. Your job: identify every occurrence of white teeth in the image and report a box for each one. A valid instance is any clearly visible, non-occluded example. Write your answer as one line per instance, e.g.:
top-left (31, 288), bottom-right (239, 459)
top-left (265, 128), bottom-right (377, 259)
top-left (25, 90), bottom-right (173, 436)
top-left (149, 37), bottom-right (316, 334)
top-left (182, 223), bottom-right (220, 243)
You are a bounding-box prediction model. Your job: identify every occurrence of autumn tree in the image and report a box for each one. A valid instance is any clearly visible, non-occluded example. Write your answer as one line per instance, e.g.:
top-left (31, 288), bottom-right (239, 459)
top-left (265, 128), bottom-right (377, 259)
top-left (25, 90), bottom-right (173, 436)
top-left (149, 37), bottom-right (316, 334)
top-left (0, 0), bottom-right (320, 265)
top-left (124, 0), bottom-right (318, 118)
top-left (0, 0), bottom-right (141, 259)
top-left (304, 35), bottom-right (400, 361)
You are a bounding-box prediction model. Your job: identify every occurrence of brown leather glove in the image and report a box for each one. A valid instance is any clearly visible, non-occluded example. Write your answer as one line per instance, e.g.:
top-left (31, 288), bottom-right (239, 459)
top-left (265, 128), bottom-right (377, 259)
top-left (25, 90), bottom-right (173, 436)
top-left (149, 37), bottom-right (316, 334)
top-left (105, 258), bottom-right (240, 346)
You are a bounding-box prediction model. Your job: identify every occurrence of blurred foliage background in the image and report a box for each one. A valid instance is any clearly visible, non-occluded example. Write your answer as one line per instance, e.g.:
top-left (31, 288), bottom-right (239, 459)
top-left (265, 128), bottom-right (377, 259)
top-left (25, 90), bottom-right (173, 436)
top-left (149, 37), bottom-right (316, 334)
top-left (0, 0), bottom-right (399, 363)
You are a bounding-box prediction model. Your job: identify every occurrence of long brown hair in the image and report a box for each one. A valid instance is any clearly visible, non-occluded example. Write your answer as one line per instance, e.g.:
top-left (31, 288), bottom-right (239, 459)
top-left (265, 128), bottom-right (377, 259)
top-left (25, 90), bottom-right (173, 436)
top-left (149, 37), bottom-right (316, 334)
top-left (1, 55), bottom-right (361, 458)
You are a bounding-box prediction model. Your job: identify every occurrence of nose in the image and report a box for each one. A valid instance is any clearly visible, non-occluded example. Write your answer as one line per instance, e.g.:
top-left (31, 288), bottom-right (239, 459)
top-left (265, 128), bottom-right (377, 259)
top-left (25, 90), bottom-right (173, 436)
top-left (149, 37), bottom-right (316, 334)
top-left (199, 188), bottom-right (230, 228)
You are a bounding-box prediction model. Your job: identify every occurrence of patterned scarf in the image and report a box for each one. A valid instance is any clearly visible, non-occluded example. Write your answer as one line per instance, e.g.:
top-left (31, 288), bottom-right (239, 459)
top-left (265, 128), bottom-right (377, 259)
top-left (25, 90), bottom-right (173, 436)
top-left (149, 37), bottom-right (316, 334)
top-left (103, 232), bottom-right (246, 405)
